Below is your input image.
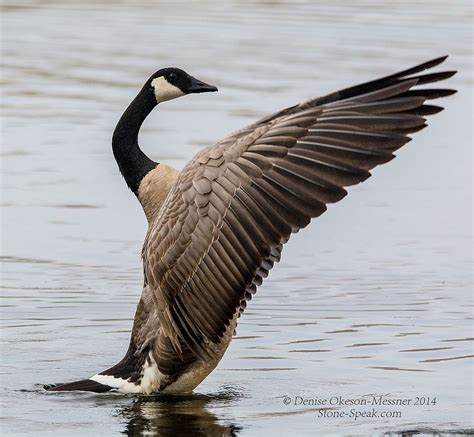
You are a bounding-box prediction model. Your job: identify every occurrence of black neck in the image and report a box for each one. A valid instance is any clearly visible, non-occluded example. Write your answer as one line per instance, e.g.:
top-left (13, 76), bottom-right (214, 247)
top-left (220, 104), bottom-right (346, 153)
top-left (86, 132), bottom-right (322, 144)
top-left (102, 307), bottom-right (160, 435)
top-left (112, 86), bottom-right (158, 194)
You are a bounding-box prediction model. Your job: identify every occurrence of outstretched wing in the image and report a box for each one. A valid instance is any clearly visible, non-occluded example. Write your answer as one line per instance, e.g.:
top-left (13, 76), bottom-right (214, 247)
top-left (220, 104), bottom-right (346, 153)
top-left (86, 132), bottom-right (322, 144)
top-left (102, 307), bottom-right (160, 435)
top-left (143, 56), bottom-right (456, 360)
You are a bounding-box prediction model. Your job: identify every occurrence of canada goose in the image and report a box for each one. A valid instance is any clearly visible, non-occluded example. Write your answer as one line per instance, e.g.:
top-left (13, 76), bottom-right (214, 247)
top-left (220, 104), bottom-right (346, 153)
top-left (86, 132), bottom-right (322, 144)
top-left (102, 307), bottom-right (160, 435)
top-left (48, 57), bottom-right (456, 394)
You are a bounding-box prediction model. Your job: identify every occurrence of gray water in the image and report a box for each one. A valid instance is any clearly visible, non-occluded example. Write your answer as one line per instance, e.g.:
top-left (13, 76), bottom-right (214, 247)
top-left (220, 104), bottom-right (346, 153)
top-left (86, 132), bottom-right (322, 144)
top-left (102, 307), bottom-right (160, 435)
top-left (1, 1), bottom-right (473, 435)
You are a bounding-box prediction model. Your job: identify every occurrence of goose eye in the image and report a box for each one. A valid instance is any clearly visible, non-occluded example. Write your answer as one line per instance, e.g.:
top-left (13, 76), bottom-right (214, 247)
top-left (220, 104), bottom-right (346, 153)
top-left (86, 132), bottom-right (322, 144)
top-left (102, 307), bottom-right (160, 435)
top-left (168, 73), bottom-right (177, 81)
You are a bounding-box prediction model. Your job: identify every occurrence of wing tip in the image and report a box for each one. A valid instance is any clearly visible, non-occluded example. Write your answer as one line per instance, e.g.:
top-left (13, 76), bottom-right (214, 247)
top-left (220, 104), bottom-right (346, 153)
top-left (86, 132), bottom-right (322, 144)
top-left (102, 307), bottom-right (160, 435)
top-left (432, 54), bottom-right (449, 65)
top-left (421, 55), bottom-right (449, 70)
top-left (439, 70), bottom-right (458, 79)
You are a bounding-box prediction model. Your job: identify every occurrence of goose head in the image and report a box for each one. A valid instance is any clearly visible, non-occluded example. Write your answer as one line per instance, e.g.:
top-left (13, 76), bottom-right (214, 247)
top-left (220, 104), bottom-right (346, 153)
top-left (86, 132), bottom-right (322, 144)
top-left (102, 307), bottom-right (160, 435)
top-left (149, 68), bottom-right (218, 104)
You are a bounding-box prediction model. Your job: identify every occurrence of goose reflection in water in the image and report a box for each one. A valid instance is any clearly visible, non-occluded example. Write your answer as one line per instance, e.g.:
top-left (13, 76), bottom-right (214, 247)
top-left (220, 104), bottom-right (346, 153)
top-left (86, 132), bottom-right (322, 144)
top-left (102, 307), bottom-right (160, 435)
top-left (118, 389), bottom-right (242, 437)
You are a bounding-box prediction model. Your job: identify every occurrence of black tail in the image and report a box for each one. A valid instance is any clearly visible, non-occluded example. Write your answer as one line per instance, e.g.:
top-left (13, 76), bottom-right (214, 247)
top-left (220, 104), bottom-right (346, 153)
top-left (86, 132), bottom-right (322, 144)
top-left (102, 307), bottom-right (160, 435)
top-left (45, 379), bottom-right (112, 393)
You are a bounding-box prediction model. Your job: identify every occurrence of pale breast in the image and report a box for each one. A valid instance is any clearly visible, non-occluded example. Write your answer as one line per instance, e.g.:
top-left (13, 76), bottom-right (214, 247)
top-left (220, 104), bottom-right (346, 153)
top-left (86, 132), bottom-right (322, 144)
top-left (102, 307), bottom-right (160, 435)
top-left (137, 163), bottom-right (180, 225)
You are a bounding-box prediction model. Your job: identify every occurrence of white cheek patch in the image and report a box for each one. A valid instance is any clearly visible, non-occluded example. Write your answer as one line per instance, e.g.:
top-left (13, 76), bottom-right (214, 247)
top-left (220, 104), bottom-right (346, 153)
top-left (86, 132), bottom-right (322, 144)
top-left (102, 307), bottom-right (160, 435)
top-left (151, 77), bottom-right (184, 103)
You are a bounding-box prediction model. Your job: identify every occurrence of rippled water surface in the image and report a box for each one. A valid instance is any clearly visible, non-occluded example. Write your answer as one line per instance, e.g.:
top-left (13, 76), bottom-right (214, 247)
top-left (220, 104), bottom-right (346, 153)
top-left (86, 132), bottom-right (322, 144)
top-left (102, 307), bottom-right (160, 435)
top-left (1, 1), bottom-right (473, 435)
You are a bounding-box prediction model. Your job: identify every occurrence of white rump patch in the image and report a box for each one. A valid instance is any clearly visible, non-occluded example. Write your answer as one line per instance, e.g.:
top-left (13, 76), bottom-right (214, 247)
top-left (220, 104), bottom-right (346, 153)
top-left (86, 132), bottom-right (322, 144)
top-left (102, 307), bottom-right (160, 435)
top-left (90, 373), bottom-right (142, 393)
top-left (90, 352), bottom-right (163, 394)
top-left (151, 77), bottom-right (184, 103)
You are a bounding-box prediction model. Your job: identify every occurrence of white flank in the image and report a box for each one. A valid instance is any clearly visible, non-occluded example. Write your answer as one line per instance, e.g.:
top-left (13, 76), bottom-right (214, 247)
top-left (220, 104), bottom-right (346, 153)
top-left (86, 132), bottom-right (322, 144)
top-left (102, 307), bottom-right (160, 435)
top-left (151, 77), bottom-right (184, 103)
top-left (90, 352), bottom-right (163, 394)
